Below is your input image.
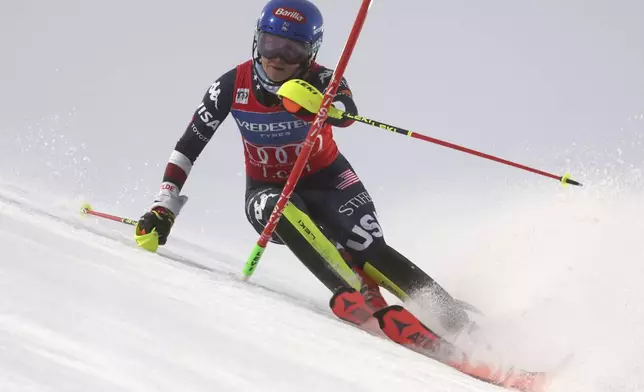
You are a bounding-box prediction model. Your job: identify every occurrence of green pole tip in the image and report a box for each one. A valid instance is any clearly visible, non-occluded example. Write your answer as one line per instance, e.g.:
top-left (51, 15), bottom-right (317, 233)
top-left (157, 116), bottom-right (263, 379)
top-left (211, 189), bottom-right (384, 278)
top-left (242, 245), bottom-right (266, 279)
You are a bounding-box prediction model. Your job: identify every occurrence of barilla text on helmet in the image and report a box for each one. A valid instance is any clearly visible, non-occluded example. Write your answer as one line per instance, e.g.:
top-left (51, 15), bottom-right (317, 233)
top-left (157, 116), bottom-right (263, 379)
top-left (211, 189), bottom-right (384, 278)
top-left (273, 7), bottom-right (307, 23)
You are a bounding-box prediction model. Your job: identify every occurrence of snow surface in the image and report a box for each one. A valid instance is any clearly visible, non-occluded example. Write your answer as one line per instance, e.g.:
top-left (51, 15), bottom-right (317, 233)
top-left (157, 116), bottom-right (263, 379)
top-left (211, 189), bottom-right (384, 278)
top-left (2, 0), bottom-right (644, 391)
top-left (0, 185), bottom-right (506, 392)
top-left (2, 151), bottom-right (644, 392)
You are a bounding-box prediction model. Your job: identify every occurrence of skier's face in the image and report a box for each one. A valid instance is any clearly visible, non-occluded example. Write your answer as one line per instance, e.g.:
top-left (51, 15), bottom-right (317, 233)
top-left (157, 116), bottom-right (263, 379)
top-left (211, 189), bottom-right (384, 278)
top-left (261, 56), bottom-right (301, 82)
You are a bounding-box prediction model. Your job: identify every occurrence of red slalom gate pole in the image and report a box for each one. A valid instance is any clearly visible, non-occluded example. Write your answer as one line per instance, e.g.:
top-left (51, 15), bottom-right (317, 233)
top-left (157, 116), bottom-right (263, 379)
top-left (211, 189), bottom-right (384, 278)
top-left (242, 0), bottom-right (373, 280)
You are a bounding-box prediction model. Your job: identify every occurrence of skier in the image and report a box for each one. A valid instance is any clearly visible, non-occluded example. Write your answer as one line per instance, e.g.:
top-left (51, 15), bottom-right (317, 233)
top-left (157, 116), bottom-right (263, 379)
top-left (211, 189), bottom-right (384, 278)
top-left (135, 0), bottom-right (471, 334)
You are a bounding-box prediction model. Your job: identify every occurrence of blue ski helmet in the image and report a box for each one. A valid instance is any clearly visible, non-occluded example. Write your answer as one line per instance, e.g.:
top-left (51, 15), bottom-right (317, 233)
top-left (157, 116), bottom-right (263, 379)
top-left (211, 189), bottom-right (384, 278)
top-left (253, 0), bottom-right (324, 93)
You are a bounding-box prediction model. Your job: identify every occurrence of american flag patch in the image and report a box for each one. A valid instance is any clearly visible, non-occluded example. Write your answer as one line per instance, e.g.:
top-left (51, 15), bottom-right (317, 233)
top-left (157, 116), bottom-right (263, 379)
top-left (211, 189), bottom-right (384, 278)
top-left (336, 169), bottom-right (360, 190)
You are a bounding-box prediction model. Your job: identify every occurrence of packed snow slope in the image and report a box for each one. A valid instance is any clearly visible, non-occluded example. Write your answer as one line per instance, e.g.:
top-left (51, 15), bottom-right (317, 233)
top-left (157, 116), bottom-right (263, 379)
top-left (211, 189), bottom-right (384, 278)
top-left (1, 0), bottom-right (643, 391)
top-left (0, 184), bottom-right (512, 392)
top-left (1, 155), bottom-right (644, 392)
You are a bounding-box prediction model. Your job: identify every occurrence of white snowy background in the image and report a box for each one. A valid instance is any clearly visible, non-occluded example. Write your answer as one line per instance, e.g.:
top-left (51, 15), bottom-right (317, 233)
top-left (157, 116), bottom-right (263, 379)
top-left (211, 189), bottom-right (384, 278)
top-left (1, 0), bottom-right (643, 391)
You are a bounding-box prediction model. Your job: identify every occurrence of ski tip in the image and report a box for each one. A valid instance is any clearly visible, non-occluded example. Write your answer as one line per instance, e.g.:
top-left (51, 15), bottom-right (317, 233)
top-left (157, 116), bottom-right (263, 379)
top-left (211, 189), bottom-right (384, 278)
top-left (80, 203), bottom-right (93, 216)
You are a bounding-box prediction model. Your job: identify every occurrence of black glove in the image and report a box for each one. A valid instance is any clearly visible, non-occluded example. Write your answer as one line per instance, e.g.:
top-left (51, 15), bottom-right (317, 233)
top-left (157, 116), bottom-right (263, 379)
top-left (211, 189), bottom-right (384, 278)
top-left (136, 206), bottom-right (176, 245)
top-left (288, 98), bottom-right (356, 128)
top-left (325, 91), bottom-right (357, 127)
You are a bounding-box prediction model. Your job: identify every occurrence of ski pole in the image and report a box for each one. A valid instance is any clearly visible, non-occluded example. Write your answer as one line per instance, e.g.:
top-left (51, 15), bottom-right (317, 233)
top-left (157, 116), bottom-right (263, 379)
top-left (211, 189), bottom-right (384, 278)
top-left (342, 112), bottom-right (582, 186)
top-left (278, 80), bottom-right (583, 187)
top-left (242, 0), bottom-right (373, 280)
top-left (80, 203), bottom-right (138, 226)
top-left (80, 203), bottom-right (159, 252)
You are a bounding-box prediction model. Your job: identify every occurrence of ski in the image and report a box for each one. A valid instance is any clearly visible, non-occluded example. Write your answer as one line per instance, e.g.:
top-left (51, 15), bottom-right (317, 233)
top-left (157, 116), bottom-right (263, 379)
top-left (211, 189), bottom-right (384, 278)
top-left (370, 305), bottom-right (548, 392)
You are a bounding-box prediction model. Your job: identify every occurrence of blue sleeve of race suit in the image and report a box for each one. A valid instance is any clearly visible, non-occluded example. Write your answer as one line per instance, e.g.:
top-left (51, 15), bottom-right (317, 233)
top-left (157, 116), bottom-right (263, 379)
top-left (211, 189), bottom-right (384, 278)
top-left (162, 67), bottom-right (237, 189)
top-left (175, 67), bottom-right (237, 162)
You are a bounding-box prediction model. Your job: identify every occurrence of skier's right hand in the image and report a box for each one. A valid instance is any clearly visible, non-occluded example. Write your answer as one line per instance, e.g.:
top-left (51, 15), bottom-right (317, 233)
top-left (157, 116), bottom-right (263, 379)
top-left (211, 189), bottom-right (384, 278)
top-left (135, 182), bottom-right (188, 250)
top-left (136, 207), bottom-right (176, 246)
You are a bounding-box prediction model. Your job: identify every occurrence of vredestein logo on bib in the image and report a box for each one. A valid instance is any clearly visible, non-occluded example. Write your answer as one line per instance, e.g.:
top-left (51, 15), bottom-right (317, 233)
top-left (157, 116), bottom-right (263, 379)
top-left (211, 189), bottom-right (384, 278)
top-left (235, 118), bottom-right (308, 133)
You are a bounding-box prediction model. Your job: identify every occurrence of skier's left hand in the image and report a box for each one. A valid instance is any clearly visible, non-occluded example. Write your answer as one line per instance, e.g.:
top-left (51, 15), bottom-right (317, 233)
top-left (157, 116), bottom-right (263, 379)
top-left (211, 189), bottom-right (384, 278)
top-left (282, 98), bottom-right (352, 127)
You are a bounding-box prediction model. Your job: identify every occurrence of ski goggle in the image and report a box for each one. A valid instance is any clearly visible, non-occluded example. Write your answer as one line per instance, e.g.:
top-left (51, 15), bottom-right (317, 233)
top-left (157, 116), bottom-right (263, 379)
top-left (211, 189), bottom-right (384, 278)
top-left (257, 32), bottom-right (311, 65)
